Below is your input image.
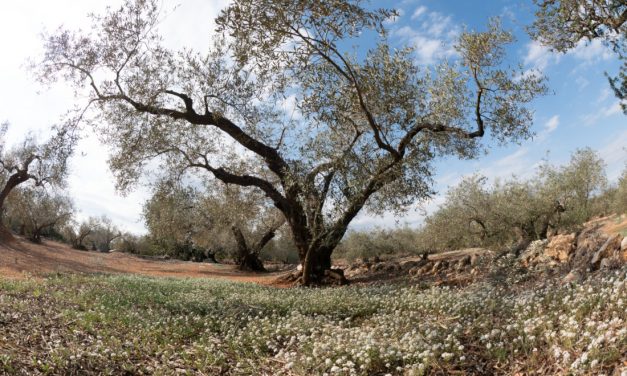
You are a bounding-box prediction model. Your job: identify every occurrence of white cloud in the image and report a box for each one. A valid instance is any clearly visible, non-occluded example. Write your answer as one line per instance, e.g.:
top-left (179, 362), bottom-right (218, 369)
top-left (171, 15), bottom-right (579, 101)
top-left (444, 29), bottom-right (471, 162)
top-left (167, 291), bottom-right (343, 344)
top-left (480, 147), bottom-right (538, 181)
top-left (597, 88), bottom-right (612, 103)
top-left (598, 130), bottom-right (627, 181)
top-left (569, 38), bottom-right (613, 63)
top-left (394, 8), bottom-right (459, 65)
top-left (279, 94), bottom-right (302, 120)
top-left (523, 40), bottom-right (559, 71)
top-left (545, 115), bottom-right (559, 133)
top-left (602, 102), bottom-right (622, 117)
top-left (575, 76), bottom-right (589, 90)
top-left (411, 6), bottom-right (427, 20)
top-left (582, 100), bottom-right (623, 126)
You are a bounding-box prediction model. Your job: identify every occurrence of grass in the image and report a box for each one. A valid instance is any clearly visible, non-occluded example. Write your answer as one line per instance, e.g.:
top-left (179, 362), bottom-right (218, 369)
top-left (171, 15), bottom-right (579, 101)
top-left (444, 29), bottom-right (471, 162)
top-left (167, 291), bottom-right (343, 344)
top-left (0, 268), bottom-right (626, 375)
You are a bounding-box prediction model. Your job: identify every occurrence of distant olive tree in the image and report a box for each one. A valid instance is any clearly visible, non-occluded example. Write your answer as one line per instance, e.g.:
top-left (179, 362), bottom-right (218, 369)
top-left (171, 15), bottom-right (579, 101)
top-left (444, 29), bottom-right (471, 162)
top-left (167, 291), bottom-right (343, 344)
top-left (62, 217), bottom-right (98, 250)
top-left (421, 149), bottom-right (608, 253)
top-left (0, 123), bottom-right (76, 238)
top-left (38, 0), bottom-right (546, 284)
top-left (142, 181), bottom-right (216, 262)
top-left (6, 187), bottom-right (74, 243)
top-left (540, 148), bottom-right (607, 225)
top-left (144, 180), bottom-right (284, 271)
top-left (615, 165), bottom-right (627, 213)
top-left (87, 215), bottom-right (121, 252)
top-left (529, 0), bottom-right (626, 112)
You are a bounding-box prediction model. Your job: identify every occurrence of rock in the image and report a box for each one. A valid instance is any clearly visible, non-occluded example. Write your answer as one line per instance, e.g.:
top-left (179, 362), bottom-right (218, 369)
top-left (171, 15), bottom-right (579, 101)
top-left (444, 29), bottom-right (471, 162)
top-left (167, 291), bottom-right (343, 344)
top-left (385, 263), bottom-right (400, 272)
top-left (461, 255), bottom-right (472, 266)
top-left (455, 257), bottom-right (470, 272)
top-left (599, 258), bottom-right (614, 270)
top-left (543, 233), bottom-right (576, 262)
top-left (590, 234), bottom-right (623, 269)
top-left (371, 263), bottom-right (385, 272)
top-left (418, 264), bottom-right (432, 275)
top-left (571, 229), bottom-right (607, 268)
top-left (520, 239), bottom-right (549, 267)
top-left (431, 261), bottom-right (442, 273)
top-left (563, 270), bottom-right (583, 284)
top-left (400, 260), bottom-right (422, 270)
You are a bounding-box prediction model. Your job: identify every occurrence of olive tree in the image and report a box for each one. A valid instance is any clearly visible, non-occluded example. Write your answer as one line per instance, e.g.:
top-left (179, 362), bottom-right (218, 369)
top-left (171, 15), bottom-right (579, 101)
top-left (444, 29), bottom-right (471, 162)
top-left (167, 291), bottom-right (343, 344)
top-left (62, 217), bottom-right (98, 250)
top-left (6, 187), bottom-right (74, 243)
top-left (615, 165), bottom-right (627, 213)
top-left (529, 0), bottom-right (626, 112)
top-left (202, 185), bottom-right (286, 272)
top-left (143, 181), bottom-right (216, 262)
top-left (539, 148), bottom-right (607, 225)
top-left (38, 0), bottom-right (546, 284)
top-left (144, 180), bottom-right (284, 271)
top-left (0, 123), bottom-right (76, 238)
top-left (87, 215), bottom-right (122, 252)
top-left (420, 175), bottom-right (563, 252)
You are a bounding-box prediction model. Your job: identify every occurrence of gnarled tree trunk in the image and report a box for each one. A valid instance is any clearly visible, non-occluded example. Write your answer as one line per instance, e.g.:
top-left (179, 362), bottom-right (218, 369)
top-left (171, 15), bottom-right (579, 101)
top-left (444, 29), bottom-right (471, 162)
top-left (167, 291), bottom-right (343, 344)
top-left (0, 172), bottom-right (29, 241)
top-left (231, 225), bottom-right (267, 272)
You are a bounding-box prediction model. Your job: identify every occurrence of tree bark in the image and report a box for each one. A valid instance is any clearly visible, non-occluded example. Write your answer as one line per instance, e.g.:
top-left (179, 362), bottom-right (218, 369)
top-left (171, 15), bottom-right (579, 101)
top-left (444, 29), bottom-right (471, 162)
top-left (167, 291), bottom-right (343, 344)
top-left (0, 172), bottom-right (29, 240)
top-left (231, 225), bottom-right (266, 272)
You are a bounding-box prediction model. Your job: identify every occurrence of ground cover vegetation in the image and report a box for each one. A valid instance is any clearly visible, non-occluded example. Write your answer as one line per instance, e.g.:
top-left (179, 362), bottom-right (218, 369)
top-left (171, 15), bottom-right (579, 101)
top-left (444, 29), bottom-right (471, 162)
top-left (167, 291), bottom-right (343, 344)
top-left (1, 267), bottom-right (626, 375)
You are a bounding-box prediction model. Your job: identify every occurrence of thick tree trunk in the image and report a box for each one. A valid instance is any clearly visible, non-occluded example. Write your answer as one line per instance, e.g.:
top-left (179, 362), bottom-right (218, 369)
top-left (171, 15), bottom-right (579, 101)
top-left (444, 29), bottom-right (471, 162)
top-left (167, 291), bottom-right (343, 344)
top-left (231, 225), bottom-right (266, 272)
top-left (0, 172), bottom-right (30, 241)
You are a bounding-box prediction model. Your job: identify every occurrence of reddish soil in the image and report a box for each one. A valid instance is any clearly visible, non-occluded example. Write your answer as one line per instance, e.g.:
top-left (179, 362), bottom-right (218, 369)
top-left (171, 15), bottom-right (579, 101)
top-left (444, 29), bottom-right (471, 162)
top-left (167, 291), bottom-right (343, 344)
top-left (0, 236), bottom-right (287, 285)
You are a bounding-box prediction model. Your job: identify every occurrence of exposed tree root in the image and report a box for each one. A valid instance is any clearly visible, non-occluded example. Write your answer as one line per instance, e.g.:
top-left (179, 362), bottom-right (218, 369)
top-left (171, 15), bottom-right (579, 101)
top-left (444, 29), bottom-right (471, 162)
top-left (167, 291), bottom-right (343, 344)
top-left (276, 268), bottom-right (349, 286)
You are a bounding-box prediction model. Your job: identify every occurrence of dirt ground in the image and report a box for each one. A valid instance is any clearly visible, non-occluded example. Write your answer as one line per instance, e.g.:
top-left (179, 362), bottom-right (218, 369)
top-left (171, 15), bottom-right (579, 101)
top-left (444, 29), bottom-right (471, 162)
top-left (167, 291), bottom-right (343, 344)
top-left (0, 236), bottom-right (287, 285)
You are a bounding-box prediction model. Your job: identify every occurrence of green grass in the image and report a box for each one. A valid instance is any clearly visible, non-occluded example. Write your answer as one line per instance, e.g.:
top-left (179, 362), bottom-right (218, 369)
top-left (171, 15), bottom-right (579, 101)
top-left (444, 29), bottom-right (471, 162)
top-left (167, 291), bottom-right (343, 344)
top-left (0, 271), bottom-right (626, 375)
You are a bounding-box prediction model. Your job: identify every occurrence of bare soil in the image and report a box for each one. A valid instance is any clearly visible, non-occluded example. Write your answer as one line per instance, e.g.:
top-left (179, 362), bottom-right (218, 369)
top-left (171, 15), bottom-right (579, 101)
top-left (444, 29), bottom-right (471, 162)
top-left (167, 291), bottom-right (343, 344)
top-left (0, 236), bottom-right (286, 285)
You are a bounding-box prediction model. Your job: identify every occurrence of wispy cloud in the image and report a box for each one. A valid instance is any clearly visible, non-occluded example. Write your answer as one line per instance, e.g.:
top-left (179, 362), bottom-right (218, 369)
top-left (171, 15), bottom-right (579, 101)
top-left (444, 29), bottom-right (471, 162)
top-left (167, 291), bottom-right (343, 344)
top-left (545, 115), bottom-right (559, 133)
top-left (410, 6), bottom-right (427, 20)
top-left (582, 100), bottom-right (623, 126)
top-left (393, 6), bottom-right (459, 65)
top-left (569, 38), bottom-right (613, 64)
top-left (598, 130), bottom-right (627, 181)
top-left (523, 40), bottom-right (559, 71)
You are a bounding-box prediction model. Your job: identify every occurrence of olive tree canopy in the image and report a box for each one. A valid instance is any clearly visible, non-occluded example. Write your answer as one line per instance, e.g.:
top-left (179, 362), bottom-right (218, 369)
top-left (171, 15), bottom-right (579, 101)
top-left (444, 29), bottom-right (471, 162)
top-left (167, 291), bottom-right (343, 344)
top-left (0, 123), bottom-right (76, 238)
top-left (529, 0), bottom-right (626, 112)
top-left (37, 0), bottom-right (546, 284)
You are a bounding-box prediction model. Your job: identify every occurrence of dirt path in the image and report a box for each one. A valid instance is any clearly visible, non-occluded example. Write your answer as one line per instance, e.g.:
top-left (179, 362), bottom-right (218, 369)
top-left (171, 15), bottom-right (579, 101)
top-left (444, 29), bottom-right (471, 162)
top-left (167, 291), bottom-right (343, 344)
top-left (0, 237), bottom-right (286, 285)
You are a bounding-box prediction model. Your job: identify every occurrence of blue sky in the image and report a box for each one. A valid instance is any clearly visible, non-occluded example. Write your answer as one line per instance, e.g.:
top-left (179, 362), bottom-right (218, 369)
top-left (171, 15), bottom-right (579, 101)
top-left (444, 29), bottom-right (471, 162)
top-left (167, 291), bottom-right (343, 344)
top-left (0, 0), bottom-right (625, 233)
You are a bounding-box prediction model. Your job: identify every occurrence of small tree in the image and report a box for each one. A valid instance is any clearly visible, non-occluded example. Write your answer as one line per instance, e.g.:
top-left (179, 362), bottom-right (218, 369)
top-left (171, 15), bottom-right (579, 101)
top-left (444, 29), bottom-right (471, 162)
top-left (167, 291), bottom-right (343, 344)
top-left (142, 181), bottom-right (215, 261)
top-left (614, 165), bottom-right (627, 213)
top-left (6, 187), bottom-right (74, 243)
top-left (540, 148), bottom-right (607, 225)
top-left (88, 215), bottom-right (122, 252)
top-left (62, 217), bottom-right (96, 250)
top-left (0, 123), bottom-right (76, 239)
top-left (200, 185), bottom-right (286, 272)
top-left (529, 0), bottom-right (626, 112)
top-left (38, 0), bottom-right (546, 284)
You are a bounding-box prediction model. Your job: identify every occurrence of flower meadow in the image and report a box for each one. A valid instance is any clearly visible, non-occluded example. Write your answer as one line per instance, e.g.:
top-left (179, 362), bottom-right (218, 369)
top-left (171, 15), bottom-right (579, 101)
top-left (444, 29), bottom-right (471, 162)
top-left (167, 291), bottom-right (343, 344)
top-left (1, 269), bottom-right (626, 375)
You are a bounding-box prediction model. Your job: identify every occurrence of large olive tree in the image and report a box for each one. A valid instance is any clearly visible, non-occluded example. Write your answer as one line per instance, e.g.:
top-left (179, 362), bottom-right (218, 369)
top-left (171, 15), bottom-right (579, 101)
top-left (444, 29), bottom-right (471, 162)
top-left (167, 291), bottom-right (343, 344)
top-left (38, 0), bottom-right (546, 285)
